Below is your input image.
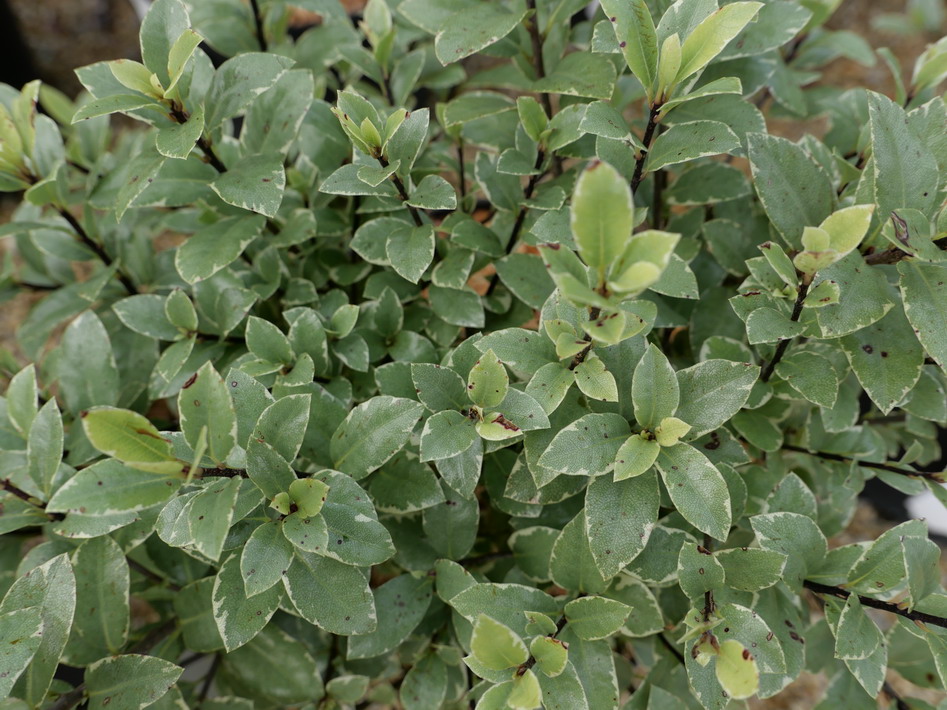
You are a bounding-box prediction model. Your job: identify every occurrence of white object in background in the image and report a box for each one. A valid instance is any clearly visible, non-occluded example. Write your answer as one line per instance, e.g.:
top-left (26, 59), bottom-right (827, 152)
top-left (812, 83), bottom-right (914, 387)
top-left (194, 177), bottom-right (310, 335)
top-left (906, 486), bottom-right (947, 537)
top-left (128, 0), bottom-right (152, 21)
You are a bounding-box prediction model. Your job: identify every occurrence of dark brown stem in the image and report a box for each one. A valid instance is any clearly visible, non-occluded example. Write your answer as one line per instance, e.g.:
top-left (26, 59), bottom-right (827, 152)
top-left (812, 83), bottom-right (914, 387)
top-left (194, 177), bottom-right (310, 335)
top-left (882, 681), bottom-right (912, 710)
top-left (57, 207), bottom-right (137, 294)
top-left (759, 280), bottom-right (809, 382)
top-left (567, 306), bottom-right (601, 371)
top-left (2, 478), bottom-right (66, 521)
top-left (782, 444), bottom-right (944, 481)
top-left (377, 155), bottom-right (422, 227)
top-left (658, 633), bottom-right (686, 664)
top-left (197, 136), bottom-right (228, 173)
top-left (197, 653), bottom-right (222, 703)
top-left (516, 613), bottom-right (569, 676)
top-left (803, 580), bottom-right (947, 630)
top-left (249, 0), bottom-right (267, 51)
top-left (525, 0), bottom-right (553, 119)
top-left (631, 103), bottom-right (662, 194)
top-left (702, 534), bottom-right (715, 622)
top-left (457, 551), bottom-right (514, 567)
top-left (127, 558), bottom-right (182, 592)
top-left (457, 141), bottom-right (467, 203)
top-left (169, 104), bottom-right (228, 173)
top-left (485, 151), bottom-right (547, 296)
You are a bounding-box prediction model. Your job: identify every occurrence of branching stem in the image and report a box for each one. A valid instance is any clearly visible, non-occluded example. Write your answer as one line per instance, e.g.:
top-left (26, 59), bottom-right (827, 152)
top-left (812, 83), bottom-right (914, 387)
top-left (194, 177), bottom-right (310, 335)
top-left (759, 280), bottom-right (809, 382)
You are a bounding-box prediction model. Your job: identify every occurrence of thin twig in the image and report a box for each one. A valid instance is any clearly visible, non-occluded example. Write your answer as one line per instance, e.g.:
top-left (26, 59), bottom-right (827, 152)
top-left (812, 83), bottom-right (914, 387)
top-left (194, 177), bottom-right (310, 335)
top-left (377, 155), bottom-right (422, 227)
top-left (2, 479), bottom-right (66, 521)
top-left (516, 613), bottom-right (569, 676)
top-left (631, 103), bottom-right (662, 194)
top-left (803, 580), bottom-right (947, 630)
top-left (248, 0), bottom-right (267, 51)
top-left (525, 0), bottom-right (552, 119)
top-left (782, 444), bottom-right (944, 481)
top-left (658, 633), bottom-right (686, 664)
top-left (759, 281), bottom-right (809, 382)
top-left (485, 150), bottom-right (547, 296)
top-left (197, 653), bottom-right (222, 704)
top-left (56, 208), bottom-right (137, 294)
top-left (126, 558), bottom-right (183, 592)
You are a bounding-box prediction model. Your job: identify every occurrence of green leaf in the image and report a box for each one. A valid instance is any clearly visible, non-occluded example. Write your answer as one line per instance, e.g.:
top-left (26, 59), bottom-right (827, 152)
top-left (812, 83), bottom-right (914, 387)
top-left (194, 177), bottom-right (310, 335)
top-left (530, 636), bottom-right (568, 678)
top-left (312, 469), bottom-right (394, 566)
top-left (449, 583), bottom-right (559, 638)
top-left (139, 0), bottom-right (190, 87)
top-left (68, 537), bottom-right (129, 660)
top-left (585, 471), bottom-right (659, 578)
top-left (715, 639), bottom-right (759, 700)
top-left (839, 305), bottom-right (923, 414)
top-left (655, 443), bottom-right (731, 540)
top-left (599, 0), bottom-right (658, 96)
top-left (677, 2), bottom-right (763, 83)
top-left (58, 311), bottom-right (119, 415)
top-left (632, 343), bottom-right (679, 430)
top-left (716, 547), bottom-right (786, 592)
top-left (411, 363), bottom-right (467, 412)
top-left (85, 654), bottom-right (183, 710)
top-left (113, 295), bottom-right (180, 340)
top-left (253, 393), bottom-right (311, 463)
top-left (187, 476), bottom-right (242, 561)
top-left (571, 160), bottom-right (634, 284)
top-left (205, 53), bottom-right (294, 131)
top-left (331, 396), bottom-right (424, 479)
top-left (509, 668), bottom-right (542, 709)
top-left (470, 614), bottom-right (529, 671)
top-left (613, 434), bottom-right (660, 480)
top-left (564, 596), bottom-right (632, 641)
top-left (751, 512), bottom-right (827, 591)
top-left (155, 106), bottom-right (203, 159)
top-left (213, 550), bottom-right (282, 652)
top-left (282, 550), bottom-right (376, 635)
top-left (774, 350), bottom-right (839, 408)
top-left (178, 362), bottom-right (237, 465)
top-left (645, 121), bottom-right (740, 171)
top-left (868, 91), bottom-right (940, 218)
top-left (0, 607), bottom-right (43, 698)
top-left (574, 355), bottom-right (618, 402)
top-left (898, 261), bottom-right (947, 369)
top-left (6, 364), bottom-right (38, 436)
top-left (210, 153), bottom-right (285, 218)
top-left (407, 175), bottom-right (456, 210)
top-left (420, 410), bottom-right (478, 462)
top-left (175, 215), bottom-right (266, 284)
top-left (551, 511), bottom-right (609, 594)
top-left (220, 625), bottom-right (322, 704)
top-left (433, 3), bottom-right (528, 65)
top-left (675, 359), bottom-right (760, 438)
top-left (0, 555), bottom-right (76, 707)
top-left (27, 400), bottom-right (62, 495)
top-left (538, 413), bottom-right (630, 477)
top-left (834, 594), bottom-right (883, 661)
top-left (47, 459), bottom-right (182, 514)
top-left (467, 348), bottom-right (509, 409)
top-left (387, 224), bottom-right (435, 284)
top-left (347, 574), bottom-right (433, 659)
top-left (747, 132), bottom-right (834, 248)
top-left (533, 52), bottom-right (618, 101)
top-left (81, 406), bottom-right (178, 472)
top-left (241, 521), bottom-right (294, 597)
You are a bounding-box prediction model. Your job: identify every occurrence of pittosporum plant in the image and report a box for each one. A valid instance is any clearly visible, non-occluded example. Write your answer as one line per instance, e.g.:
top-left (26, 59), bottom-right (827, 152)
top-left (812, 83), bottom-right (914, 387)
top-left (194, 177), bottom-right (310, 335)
top-left (1, 0), bottom-right (946, 707)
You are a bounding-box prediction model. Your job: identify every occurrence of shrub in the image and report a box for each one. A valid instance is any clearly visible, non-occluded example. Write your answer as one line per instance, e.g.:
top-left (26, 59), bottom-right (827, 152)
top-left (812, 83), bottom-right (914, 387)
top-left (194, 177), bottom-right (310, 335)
top-left (1, 0), bottom-right (946, 707)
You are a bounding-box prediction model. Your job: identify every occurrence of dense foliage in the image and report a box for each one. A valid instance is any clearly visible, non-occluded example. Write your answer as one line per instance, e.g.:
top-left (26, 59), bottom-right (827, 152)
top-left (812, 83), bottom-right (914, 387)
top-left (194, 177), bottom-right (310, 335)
top-left (1, 0), bottom-right (947, 707)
